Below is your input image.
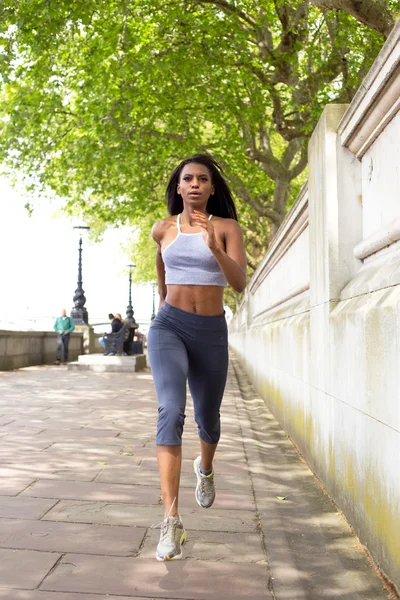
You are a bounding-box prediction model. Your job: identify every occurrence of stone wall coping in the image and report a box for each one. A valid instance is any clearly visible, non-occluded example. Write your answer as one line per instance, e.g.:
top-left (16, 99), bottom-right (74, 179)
top-left (0, 330), bottom-right (84, 337)
top-left (354, 217), bottom-right (400, 260)
top-left (251, 283), bottom-right (310, 321)
top-left (249, 183), bottom-right (309, 294)
top-left (338, 20), bottom-right (400, 158)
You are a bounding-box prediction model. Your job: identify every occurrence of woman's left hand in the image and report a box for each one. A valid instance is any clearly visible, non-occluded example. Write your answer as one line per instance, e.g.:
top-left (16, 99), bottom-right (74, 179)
top-left (192, 210), bottom-right (217, 251)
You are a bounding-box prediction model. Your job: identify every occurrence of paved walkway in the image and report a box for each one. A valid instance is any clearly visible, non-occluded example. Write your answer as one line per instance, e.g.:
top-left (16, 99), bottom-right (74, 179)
top-left (0, 358), bottom-right (392, 600)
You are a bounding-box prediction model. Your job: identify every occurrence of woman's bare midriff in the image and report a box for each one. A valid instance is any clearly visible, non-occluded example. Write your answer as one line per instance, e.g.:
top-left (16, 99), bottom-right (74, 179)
top-left (165, 285), bottom-right (224, 316)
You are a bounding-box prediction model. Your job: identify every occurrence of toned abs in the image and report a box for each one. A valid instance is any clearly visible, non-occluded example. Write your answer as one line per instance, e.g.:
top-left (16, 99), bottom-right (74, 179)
top-left (166, 284), bottom-right (225, 316)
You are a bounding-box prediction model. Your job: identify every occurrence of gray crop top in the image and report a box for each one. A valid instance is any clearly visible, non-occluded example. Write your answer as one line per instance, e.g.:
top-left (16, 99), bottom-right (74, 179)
top-left (162, 214), bottom-right (227, 287)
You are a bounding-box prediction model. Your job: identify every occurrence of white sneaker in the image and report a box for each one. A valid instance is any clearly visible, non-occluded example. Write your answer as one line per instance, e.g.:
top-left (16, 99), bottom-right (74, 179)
top-left (193, 455), bottom-right (215, 508)
top-left (155, 516), bottom-right (187, 561)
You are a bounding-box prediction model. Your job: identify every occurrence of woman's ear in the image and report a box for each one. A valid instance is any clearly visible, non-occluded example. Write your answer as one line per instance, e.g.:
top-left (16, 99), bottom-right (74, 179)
top-left (211, 183), bottom-right (215, 196)
top-left (177, 184), bottom-right (181, 195)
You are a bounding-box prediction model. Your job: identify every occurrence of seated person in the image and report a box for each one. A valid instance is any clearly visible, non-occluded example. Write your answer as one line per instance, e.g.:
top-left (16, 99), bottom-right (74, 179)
top-left (113, 313), bottom-right (124, 331)
top-left (99, 313), bottom-right (121, 348)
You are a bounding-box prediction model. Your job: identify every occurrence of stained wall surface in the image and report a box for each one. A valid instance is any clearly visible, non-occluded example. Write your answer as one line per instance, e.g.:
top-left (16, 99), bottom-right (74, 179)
top-left (229, 23), bottom-right (400, 591)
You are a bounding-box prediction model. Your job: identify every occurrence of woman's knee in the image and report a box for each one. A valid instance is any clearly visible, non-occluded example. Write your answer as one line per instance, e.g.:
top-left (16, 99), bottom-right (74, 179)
top-left (195, 413), bottom-right (221, 445)
top-left (156, 404), bottom-right (186, 445)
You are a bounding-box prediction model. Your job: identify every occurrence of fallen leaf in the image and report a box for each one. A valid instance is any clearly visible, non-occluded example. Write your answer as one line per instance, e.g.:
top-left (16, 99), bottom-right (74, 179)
top-left (276, 496), bottom-right (286, 501)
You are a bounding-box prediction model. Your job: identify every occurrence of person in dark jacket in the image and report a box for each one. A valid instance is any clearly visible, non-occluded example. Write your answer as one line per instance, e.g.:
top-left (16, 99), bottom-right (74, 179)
top-left (54, 309), bottom-right (75, 365)
top-left (112, 313), bottom-right (123, 333)
top-left (99, 313), bottom-right (123, 349)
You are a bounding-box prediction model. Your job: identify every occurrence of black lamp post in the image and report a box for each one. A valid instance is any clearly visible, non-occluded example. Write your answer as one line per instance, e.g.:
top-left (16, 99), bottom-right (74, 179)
top-left (126, 263), bottom-right (136, 321)
top-left (151, 281), bottom-right (156, 321)
top-left (71, 226), bottom-right (90, 325)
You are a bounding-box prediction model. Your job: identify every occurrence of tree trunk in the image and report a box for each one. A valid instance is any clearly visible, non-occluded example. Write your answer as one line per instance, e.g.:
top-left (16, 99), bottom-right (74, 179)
top-left (271, 177), bottom-right (290, 236)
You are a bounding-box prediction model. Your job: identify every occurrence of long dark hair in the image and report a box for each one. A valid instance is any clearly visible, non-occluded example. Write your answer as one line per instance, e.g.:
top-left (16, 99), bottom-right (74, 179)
top-left (166, 154), bottom-right (238, 221)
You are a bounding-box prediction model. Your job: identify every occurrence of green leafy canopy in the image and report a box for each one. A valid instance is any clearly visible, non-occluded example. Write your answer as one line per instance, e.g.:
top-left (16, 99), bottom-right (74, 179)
top-left (0, 0), bottom-right (398, 284)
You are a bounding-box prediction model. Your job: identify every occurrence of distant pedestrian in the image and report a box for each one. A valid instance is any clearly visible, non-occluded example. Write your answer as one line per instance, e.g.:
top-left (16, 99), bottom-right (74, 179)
top-left (54, 308), bottom-right (75, 365)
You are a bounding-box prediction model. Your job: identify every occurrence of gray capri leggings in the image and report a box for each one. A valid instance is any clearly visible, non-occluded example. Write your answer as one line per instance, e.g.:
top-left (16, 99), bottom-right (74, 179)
top-left (147, 301), bottom-right (228, 446)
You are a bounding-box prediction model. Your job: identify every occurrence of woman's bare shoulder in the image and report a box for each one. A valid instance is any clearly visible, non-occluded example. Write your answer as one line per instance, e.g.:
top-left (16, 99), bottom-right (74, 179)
top-left (151, 216), bottom-right (176, 243)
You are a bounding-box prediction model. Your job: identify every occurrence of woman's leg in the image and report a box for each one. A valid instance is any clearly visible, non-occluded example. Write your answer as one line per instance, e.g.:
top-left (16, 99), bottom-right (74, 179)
top-left (199, 439), bottom-right (218, 472)
top-left (147, 323), bottom-right (189, 518)
top-left (157, 445), bottom-right (181, 517)
top-left (188, 322), bottom-right (229, 507)
top-left (188, 331), bottom-right (228, 456)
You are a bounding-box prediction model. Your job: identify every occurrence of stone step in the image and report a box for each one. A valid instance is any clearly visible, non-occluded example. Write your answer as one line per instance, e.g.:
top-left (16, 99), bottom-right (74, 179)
top-left (68, 353), bottom-right (146, 373)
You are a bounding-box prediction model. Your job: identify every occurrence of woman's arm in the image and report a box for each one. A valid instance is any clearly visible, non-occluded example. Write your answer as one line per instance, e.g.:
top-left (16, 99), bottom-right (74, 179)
top-left (151, 221), bottom-right (167, 309)
top-left (192, 212), bottom-right (247, 293)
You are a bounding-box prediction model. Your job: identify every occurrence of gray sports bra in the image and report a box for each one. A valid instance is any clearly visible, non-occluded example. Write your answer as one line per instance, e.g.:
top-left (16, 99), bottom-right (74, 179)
top-left (162, 214), bottom-right (227, 287)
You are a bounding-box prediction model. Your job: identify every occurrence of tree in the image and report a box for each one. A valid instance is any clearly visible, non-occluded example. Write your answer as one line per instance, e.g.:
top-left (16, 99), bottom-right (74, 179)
top-left (0, 0), bottom-right (398, 277)
top-left (310, 0), bottom-right (396, 37)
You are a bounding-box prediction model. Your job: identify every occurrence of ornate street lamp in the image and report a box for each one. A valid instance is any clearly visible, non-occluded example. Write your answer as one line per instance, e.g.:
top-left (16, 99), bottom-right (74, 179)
top-left (71, 225), bottom-right (90, 325)
top-left (151, 281), bottom-right (157, 321)
top-left (126, 263), bottom-right (136, 321)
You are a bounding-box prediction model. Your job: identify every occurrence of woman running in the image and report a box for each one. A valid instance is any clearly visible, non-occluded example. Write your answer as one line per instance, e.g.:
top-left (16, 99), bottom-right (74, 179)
top-left (148, 154), bottom-right (246, 561)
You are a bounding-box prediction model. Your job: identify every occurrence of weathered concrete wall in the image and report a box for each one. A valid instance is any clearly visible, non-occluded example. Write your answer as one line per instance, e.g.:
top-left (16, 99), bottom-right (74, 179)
top-left (0, 331), bottom-right (84, 370)
top-left (230, 22), bottom-right (400, 592)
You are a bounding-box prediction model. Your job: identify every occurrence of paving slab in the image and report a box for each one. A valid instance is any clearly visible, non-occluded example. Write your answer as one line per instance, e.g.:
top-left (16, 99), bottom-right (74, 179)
top-left (178, 486), bottom-right (255, 511)
top-left (0, 478), bottom-right (36, 496)
top-left (0, 465), bottom-right (102, 481)
top-left (141, 529), bottom-right (266, 563)
top-left (0, 592), bottom-right (152, 600)
top-left (0, 496), bottom-right (58, 519)
top-left (1, 427), bottom-right (48, 436)
top-left (40, 554), bottom-right (271, 599)
top-left (0, 518), bottom-right (145, 555)
top-left (0, 439), bottom-right (56, 451)
top-left (42, 500), bottom-right (257, 532)
top-left (20, 480), bottom-right (161, 504)
top-left (20, 479), bottom-right (255, 511)
top-left (0, 548), bottom-right (61, 589)
top-left (96, 465), bottom-right (252, 489)
top-left (42, 441), bottom-right (151, 453)
top-left (139, 457), bottom-right (249, 475)
top-left (7, 428), bottom-right (120, 439)
top-left (0, 415), bottom-right (17, 425)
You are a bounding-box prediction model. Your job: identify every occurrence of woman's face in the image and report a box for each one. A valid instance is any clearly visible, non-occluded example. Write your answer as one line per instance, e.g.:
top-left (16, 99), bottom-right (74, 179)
top-left (177, 163), bottom-right (214, 206)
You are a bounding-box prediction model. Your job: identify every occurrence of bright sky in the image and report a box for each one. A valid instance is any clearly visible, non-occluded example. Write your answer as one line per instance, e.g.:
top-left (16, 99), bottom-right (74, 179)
top-left (0, 176), bottom-right (155, 331)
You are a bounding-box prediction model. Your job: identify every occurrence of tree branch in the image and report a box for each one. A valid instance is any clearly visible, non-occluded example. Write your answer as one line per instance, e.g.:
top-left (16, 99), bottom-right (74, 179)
top-left (195, 0), bottom-right (258, 30)
top-left (268, 86), bottom-right (306, 141)
top-left (294, 46), bottom-right (344, 105)
top-left (282, 139), bottom-right (301, 169)
top-left (239, 118), bottom-right (287, 179)
top-left (310, 0), bottom-right (394, 38)
top-left (233, 185), bottom-right (281, 224)
top-left (289, 145), bottom-right (308, 180)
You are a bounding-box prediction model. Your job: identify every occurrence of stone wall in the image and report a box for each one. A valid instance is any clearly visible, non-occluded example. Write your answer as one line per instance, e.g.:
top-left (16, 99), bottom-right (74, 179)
top-left (229, 22), bottom-right (400, 592)
top-left (0, 331), bottom-right (84, 370)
